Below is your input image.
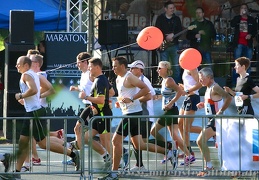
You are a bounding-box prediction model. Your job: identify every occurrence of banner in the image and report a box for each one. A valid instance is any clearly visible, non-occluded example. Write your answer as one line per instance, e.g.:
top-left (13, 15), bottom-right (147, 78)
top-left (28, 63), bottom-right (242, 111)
top-left (216, 118), bottom-right (259, 171)
top-left (44, 32), bottom-right (87, 134)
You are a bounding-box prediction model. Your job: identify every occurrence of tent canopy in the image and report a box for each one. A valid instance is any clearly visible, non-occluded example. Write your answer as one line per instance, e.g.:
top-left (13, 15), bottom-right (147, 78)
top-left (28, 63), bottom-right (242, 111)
top-left (0, 0), bottom-right (66, 31)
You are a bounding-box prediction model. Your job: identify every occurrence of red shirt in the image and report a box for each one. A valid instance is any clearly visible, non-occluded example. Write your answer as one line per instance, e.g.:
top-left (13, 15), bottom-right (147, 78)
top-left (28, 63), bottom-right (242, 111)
top-left (238, 17), bottom-right (248, 46)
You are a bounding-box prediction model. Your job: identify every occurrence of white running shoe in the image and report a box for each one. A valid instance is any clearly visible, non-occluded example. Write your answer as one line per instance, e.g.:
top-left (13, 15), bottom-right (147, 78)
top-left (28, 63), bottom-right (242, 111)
top-left (130, 165), bottom-right (147, 172)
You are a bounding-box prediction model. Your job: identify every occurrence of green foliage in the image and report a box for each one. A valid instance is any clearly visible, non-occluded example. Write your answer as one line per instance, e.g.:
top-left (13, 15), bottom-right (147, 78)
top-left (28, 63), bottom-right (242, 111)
top-left (0, 29), bottom-right (9, 51)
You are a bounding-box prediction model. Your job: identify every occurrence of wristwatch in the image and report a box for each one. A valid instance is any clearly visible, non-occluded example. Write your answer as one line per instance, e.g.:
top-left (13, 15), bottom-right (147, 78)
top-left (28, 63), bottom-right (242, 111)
top-left (19, 93), bottom-right (23, 99)
top-left (185, 90), bottom-right (189, 94)
top-left (129, 97), bottom-right (134, 102)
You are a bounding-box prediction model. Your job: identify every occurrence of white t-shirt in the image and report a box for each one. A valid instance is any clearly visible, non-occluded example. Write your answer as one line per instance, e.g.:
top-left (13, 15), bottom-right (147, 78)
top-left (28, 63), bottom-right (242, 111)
top-left (78, 71), bottom-right (93, 105)
top-left (138, 74), bottom-right (155, 122)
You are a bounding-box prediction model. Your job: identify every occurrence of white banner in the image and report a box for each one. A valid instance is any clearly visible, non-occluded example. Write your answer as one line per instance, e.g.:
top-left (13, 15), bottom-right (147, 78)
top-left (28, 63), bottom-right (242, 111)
top-left (216, 118), bottom-right (259, 171)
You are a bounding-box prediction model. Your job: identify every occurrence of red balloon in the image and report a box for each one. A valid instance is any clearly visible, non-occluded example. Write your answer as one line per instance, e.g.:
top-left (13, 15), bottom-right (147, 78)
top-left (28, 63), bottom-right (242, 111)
top-left (179, 48), bottom-right (201, 70)
top-left (136, 26), bottom-right (163, 50)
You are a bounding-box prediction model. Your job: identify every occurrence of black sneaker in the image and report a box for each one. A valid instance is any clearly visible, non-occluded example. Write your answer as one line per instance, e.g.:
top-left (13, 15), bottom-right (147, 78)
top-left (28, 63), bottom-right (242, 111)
top-left (1, 153), bottom-right (12, 172)
top-left (72, 150), bottom-right (80, 171)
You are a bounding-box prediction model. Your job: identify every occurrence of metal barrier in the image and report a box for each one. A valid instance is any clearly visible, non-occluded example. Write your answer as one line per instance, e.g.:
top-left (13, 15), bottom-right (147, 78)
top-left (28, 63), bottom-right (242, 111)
top-left (0, 116), bottom-right (86, 180)
top-left (87, 114), bottom-right (259, 179)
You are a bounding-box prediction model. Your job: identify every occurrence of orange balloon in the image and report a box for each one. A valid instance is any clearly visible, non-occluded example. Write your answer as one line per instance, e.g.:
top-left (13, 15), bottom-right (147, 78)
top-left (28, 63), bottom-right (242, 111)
top-left (179, 48), bottom-right (201, 70)
top-left (136, 26), bottom-right (163, 50)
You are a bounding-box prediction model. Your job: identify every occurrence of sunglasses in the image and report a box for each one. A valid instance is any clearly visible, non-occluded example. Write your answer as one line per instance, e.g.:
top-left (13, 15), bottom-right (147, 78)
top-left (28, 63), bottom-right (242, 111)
top-left (157, 67), bottom-right (164, 70)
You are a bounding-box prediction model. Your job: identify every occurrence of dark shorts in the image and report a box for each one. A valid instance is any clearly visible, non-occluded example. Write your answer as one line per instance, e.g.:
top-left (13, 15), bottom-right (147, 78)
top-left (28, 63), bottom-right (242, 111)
top-left (20, 107), bottom-right (47, 142)
top-left (140, 120), bottom-right (152, 139)
top-left (80, 106), bottom-right (112, 134)
top-left (116, 111), bottom-right (142, 137)
top-left (157, 106), bottom-right (179, 126)
top-left (206, 118), bottom-right (216, 131)
top-left (181, 94), bottom-right (200, 111)
top-left (79, 106), bottom-right (92, 124)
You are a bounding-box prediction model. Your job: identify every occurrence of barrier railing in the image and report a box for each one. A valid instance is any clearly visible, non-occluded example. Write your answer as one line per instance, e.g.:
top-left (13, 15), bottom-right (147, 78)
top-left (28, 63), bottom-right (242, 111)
top-left (87, 114), bottom-right (259, 179)
top-left (3, 114), bottom-right (257, 179)
top-left (0, 116), bottom-right (86, 180)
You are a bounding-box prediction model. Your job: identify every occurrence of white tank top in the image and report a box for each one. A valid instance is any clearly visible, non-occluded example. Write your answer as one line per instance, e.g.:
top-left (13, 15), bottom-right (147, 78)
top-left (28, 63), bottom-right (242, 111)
top-left (78, 71), bottom-right (92, 105)
top-left (204, 82), bottom-right (224, 115)
top-left (182, 69), bottom-right (199, 95)
top-left (20, 69), bottom-right (42, 112)
top-left (37, 72), bottom-right (48, 108)
top-left (116, 72), bottom-right (142, 115)
top-left (161, 77), bottom-right (177, 110)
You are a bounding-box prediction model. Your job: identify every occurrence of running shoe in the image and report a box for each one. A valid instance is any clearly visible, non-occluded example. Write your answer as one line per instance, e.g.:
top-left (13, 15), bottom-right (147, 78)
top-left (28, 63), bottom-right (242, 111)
top-left (178, 151), bottom-right (195, 159)
top-left (62, 159), bottom-right (75, 165)
top-left (32, 157), bottom-right (41, 165)
top-left (180, 155), bottom-right (196, 166)
top-left (70, 140), bottom-right (80, 150)
top-left (103, 155), bottom-right (112, 171)
top-left (0, 172), bottom-right (21, 180)
top-left (98, 173), bottom-right (118, 180)
top-left (166, 149), bottom-right (173, 160)
top-left (160, 156), bottom-right (168, 164)
top-left (130, 165), bottom-right (147, 172)
top-left (1, 153), bottom-right (12, 172)
top-left (161, 149), bottom-right (173, 164)
top-left (21, 165), bottom-right (30, 172)
top-left (72, 150), bottom-right (80, 171)
top-left (57, 129), bottom-right (64, 139)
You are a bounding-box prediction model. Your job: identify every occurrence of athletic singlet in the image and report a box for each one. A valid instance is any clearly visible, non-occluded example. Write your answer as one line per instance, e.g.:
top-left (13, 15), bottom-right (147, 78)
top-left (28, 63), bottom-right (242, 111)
top-left (182, 69), bottom-right (199, 95)
top-left (20, 69), bottom-right (41, 112)
top-left (116, 71), bottom-right (142, 115)
top-left (161, 77), bottom-right (177, 110)
top-left (204, 82), bottom-right (224, 115)
top-left (138, 74), bottom-right (155, 122)
top-left (37, 71), bottom-right (47, 78)
top-left (37, 71), bottom-right (48, 108)
top-left (79, 70), bottom-right (92, 105)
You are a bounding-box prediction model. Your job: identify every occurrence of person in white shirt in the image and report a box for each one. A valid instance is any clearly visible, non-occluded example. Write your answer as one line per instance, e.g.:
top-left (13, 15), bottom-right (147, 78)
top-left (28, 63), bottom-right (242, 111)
top-left (20, 51), bottom-right (62, 171)
top-left (98, 56), bottom-right (173, 180)
top-left (68, 52), bottom-right (117, 168)
top-left (128, 60), bottom-right (155, 171)
top-left (6, 56), bottom-right (80, 180)
top-left (69, 52), bottom-right (94, 150)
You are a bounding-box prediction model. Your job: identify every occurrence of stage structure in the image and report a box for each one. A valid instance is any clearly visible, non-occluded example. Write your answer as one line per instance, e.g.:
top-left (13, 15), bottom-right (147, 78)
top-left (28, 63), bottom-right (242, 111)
top-left (66, 0), bottom-right (102, 53)
top-left (67, 0), bottom-right (259, 84)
